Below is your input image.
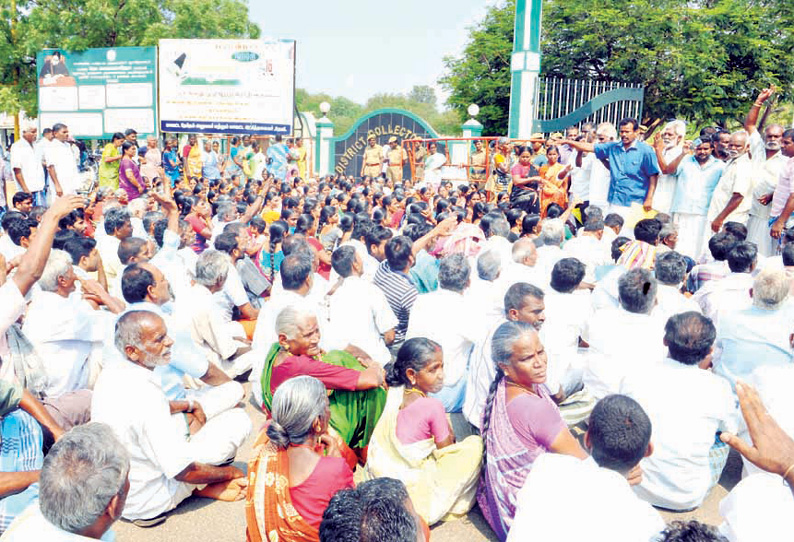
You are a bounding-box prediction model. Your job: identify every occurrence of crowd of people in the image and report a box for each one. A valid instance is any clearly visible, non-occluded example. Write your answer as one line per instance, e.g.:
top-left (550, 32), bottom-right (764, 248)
top-left (0, 86), bottom-right (792, 542)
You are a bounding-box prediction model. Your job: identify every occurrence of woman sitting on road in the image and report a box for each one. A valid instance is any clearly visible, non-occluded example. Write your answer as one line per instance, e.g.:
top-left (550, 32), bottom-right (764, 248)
top-left (478, 320), bottom-right (587, 541)
top-left (246, 376), bottom-right (355, 542)
top-left (259, 306), bottom-right (386, 463)
top-left (365, 338), bottom-right (483, 525)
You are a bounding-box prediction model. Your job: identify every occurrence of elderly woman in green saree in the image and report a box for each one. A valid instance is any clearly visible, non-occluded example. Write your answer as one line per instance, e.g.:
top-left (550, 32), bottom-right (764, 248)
top-left (260, 306), bottom-right (387, 461)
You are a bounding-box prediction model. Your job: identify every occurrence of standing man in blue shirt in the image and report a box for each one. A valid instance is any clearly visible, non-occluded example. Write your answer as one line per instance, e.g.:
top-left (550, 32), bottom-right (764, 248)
top-left (564, 118), bottom-right (661, 232)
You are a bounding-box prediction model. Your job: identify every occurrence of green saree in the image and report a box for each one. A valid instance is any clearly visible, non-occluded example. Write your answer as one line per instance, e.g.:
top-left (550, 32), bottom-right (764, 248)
top-left (260, 344), bottom-right (386, 449)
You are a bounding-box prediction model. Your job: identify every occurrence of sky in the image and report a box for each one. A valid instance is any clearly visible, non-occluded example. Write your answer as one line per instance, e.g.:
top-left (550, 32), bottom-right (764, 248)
top-left (249, 0), bottom-right (502, 108)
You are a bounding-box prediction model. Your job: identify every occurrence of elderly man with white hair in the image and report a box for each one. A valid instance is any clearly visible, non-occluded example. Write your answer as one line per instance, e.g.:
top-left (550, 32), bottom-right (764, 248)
top-left (501, 237), bottom-right (545, 288)
top-left (91, 310), bottom-right (250, 525)
top-left (187, 250), bottom-right (257, 378)
top-left (535, 218), bottom-right (566, 281)
top-left (22, 250), bottom-right (120, 426)
top-left (2, 423), bottom-right (129, 541)
top-left (652, 120), bottom-right (687, 214)
top-left (713, 268), bottom-right (794, 389)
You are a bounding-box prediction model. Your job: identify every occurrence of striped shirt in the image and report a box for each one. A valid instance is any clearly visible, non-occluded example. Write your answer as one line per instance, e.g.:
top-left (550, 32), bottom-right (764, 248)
top-left (373, 261), bottom-right (418, 344)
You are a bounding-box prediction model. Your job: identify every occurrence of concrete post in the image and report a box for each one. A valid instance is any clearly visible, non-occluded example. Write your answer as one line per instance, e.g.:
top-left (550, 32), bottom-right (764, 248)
top-left (507, 0), bottom-right (542, 139)
top-left (315, 116), bottom-right (334, 177)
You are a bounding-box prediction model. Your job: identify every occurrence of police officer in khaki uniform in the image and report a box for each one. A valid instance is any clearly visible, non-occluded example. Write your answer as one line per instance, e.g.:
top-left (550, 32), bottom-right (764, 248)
top-left (360, 134), bottom-right (383, 178)
top-left (413, 141), bottom-right (427, 180)
top-left (470, 139), bottom-right (487, 182)
top-left (386, 136), bottom-right (408, 183)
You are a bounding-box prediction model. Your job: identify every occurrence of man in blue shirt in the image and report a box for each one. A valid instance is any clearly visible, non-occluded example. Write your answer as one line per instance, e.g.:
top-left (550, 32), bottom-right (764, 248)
top-left (564, 118), bottom-right (661, 228)
top-left (670, 138), bottom-right (726, 259)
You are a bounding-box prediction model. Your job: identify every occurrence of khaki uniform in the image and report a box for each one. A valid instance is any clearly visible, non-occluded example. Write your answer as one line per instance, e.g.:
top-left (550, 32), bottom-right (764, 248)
top-left (362, 145), bottom-right (383, 178)
top-left (413, 145), bottom-right (427, 180)
top-left (470, 149), bottom-right (487, 181)
top-left (386, 146), bottom-right (408, 183)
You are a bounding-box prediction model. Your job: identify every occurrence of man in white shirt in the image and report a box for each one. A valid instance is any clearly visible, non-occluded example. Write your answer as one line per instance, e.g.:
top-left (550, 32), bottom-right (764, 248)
top-left (713, 268), bottom-right (794, 390)
top-left (464, 282), bottom-right (545, 429)
top-left (501, 237), bottom-right (545, 289)
top-left (652, 251), bottom-right (700, 322)
top-left (704, 131), bottom-right (754, 255)
top-left (509, 395), bottom-right (663, 542)
top-left (328, 246), bottom-right (397, 367)
top-left (22, 250), bottom-right (115, 401)
top-left (407, 253), bottom-right (479, 412)
top-left (651, 120), bottom-right (686, 214)
top-left (91, 311), bottom-right (250, 522)
top-left (693, 241), bottom-right (756, 325)
top-left (584, 268), bottom-right (666, 400)
top-left (534, 218), bottom-right (566, 281)
top-left (212, 229), bottom-right (259, 339)
top-left (1, 423), bottom-right (129, 542)
top-left (620, 311), bottom-right (740, 510)
top-left (465, 249), bottom-right (507, 341)
top-left (0, 214), bottom-right (35, 262)
top-left (542, 258), bottom-right (592, 403)
top-left (9, 125), bottom-right (46, 206)
top-left (45, 123), bottom-right (80, 197)
top-left (563, 217), bottom-right (611, 284)
top-left (96, 207), bottom-right (133, 290)
top-left (188, 250), bottom-right (257, 378)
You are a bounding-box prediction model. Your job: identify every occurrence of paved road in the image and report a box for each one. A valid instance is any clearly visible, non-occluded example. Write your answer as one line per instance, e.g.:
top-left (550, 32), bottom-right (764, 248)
top-left (115, 383), bottom-right (740, 541)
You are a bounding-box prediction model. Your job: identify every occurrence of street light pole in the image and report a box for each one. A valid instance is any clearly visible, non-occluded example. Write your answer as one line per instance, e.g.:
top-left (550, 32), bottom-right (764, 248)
top-left (507, 0), bottom-right (542, 139)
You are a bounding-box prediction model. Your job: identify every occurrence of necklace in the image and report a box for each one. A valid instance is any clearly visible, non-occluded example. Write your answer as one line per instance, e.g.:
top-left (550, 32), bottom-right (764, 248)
top-left (404, 387), bottom-right (426, 398)
top-left (289, 442), bottom-right (319, 452)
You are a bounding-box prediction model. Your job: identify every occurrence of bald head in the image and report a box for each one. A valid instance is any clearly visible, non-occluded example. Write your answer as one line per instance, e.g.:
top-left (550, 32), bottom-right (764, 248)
top-left (512, 238), bottom-right (538, 267)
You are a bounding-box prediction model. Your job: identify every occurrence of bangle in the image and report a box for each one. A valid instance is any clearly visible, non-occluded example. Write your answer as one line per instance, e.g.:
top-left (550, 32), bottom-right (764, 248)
top-left (753, 102), bottom-right (763, 108)
top-left (783, 463), bottom-right (794, 480)
top-left (187, 399), bottom-right (194, 412)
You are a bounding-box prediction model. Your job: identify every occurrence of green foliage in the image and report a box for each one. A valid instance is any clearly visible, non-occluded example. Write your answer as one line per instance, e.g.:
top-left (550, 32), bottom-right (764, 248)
top-left (297, 85), bottom-right (462, 136)
top-left (441, 0), bottom-right (794, 133)
top-left (0, 0), bottom-right (260, 116)
top-left (439, 1), bottom-right (514, 136)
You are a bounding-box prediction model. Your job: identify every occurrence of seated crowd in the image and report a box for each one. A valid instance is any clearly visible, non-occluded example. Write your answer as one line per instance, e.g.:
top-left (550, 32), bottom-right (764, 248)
top-left (1, 114), bottom-right (794, 542)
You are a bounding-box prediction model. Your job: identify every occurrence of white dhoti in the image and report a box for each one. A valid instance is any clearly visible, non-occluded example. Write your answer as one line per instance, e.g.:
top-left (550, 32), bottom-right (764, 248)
top-left (186, 407), bottom-right (252, 466)
top-left (746, 214), bottom-right (774, 258)
top-left (187, 381), bottom-right (245, 419)
top-left (673, 212), bottom-right (708, 260)
top-left (218, 347), bottom-right (257, 379)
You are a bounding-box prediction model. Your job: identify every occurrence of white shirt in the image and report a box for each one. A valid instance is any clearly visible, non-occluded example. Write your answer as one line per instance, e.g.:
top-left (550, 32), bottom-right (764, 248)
top-left (328, 239), bottom-right (379, 283)
top-left (693, 272), bottom-right (753, 326)
top-left (22, 290), bottom-right (105, 397)
top-left (328, 275), bottom-right (397, 366)
top-left (45, 139), bottom-right (80, 195)
top-left (508, 455), bottom-right (664, 542)
top-left (535, 245), bottom-right (564, 283)
top-left (406, 289), bottom-right (479, 387)
top-left (652, 145), bottom-right (684, 214)
top-left (585, 152), bottom-right (611, 208)
top-left (719, 472), bottom-right (794, 542)
top-left (620, 358), bottom-right (740, 510)
top-left (706, 153), bottom-right (753, 224)
top-left (213, 261), bottom-right (248, 323)
top-left (1, 503), bottom-right (116, 541)
top-left (583, 307), bottom-right (666, 400)
top-left (540, 289), bottom-right (591, 394)
top-left (187, 283), bottom-right (239, 367)
top-left (464, 318), bottom-right (503, 429)
top-left (0, 234), bottom-right (24, 263)
top-left (10, 138), bottom-right (45, 192)
top-left (652, 283), bottom-right (701, 322)
top-left (150, 230), bottom-right (192, 302)
top-left (96, 235), bottom-right (123, 289)
top-left (563, 234), bottom-right (611, 284)
top-left (91, 360), bottom-right (194, 521)
top-left (0, 280), bottom-right (27, 382)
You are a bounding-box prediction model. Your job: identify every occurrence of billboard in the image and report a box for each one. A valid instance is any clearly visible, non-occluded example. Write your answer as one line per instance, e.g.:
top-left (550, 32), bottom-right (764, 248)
top-left (36, 47), bottom-right (157, 139)
top-left (158, 39), bottom-right (296, 136)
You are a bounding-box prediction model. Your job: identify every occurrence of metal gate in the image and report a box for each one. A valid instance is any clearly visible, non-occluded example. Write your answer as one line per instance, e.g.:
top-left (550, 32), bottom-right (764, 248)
top-left (532, 78), bottom-right (644, 133)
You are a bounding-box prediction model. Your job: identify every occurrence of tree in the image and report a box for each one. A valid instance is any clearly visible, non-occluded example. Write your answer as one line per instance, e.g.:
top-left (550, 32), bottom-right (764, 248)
top-left (439, 1), bottom-right (514, 136)
top-left (407, 85), bottom-right (437, 107)
top-left (0, 0), bottom-right (260, 117)
top-left (441, 0), bottom-right (794, 133)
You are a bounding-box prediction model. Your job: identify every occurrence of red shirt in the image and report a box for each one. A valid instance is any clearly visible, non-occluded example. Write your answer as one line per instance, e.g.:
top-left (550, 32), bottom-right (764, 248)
top-left (307, 237), bottom-right (331, 279)
top-left (290, 456), bottom-right (354, 528)
top-left (270, 355), bottom-right (359, 393)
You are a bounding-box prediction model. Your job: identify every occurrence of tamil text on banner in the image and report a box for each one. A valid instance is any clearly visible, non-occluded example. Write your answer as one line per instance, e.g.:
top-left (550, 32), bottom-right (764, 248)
top-left (158, 39), bottom-right (296, 136)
